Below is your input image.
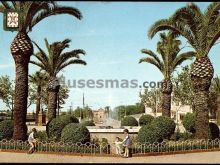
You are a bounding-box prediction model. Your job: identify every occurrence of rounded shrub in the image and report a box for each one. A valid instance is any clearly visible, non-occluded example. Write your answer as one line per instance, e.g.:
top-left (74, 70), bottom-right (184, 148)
top-left (35, 131), bottom-right (48, 142)
top-left (139, 115), bottom-right (154, 126)
top-left (138, 124), bottom-right (162, 143)
top-left (150, 116), bottom-right (176, 140)
top-left (0, 120), bottom-right (14, 140)
top-left (61, 123), bottom-right (90, 143)
top-left (81, 120), bottom-right (95, 127)
top-left (46, 115), bottom-right (79, 141)
top-left (182, 113), bottom-right (196, 133)
top-left (121, 116), bottom-right (138, 126)
top-left (209, 122), bottom-right (220, 139)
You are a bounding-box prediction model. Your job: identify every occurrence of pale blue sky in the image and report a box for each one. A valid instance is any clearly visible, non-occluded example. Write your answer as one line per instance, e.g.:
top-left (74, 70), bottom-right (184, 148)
top-left (0, 2), bottom-right (220, 112)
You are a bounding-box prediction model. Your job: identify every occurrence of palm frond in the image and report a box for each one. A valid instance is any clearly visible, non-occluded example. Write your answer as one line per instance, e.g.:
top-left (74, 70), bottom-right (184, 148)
top-left (32, 40), bottom-right (49, 66)
top-left (56, 59), bottom-right (86, 74)
top-left (1, 1), bottom-right (12, 9)
top-left (141, 49), bottom-right (162, 66)
top-left (172, 51), bottom-right (195, 69)
top-left (29, 60), bottom-right (47, 71)
top-left (139, 57), bottom-right (163, 73)
top-left (56, 49), bottom-right (86, 69)
top-left (30, 5), bottom-right (82, 31)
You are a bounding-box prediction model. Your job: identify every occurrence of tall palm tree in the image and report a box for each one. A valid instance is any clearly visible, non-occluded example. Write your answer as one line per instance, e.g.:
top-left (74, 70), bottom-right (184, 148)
top-left (30, 38), bottom-right (86, 122)
top-left (29, 71), bottom-right (48, 124)
top-left (0, 1), bottom-right (83, 140)
top-left (139, 32), bottom-right (195, 117)
top-left (148, 2), bottom-right (220, 139)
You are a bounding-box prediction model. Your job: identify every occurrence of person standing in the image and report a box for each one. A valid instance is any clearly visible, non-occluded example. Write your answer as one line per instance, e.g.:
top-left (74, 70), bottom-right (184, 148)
top-left (122, 129), bottom-right (131, 158)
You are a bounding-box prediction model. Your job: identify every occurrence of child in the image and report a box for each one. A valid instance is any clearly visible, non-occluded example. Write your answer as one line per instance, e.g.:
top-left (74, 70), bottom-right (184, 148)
top-left (28, 128), bottom-right (37, 154)
top-left (122, 129), bottom-right (131, 158)
top-left (114, 137), bottom-right (123, 155)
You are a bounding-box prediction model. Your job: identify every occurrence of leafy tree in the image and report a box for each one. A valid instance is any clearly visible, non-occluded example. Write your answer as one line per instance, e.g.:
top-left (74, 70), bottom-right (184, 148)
top-left (172, 65), bottom-right (194, 109)
top-left (30, 38), bottom-right (86, 122)
top-left (0, 1), bottom-right (83, 140)
top-left (148, 2), bottom-right (220, 139)
top-left (139, 88), bottom-right (162, 115)
top-left (114, 104), bottom-right (145, 120)
top-left (209, 76), bottom-right (220, 124)
top-left (0, 76), bottom-right (14, 119)
top-left (140, 32), bottom-right (194, 117)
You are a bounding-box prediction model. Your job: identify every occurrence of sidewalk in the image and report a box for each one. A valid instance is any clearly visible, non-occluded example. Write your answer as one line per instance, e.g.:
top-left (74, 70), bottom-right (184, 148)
top-left (0, 151), bottom-right (220, 163)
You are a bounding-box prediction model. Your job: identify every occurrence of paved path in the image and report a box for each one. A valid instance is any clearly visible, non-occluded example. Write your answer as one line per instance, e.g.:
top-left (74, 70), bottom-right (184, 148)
top-left (0, 151), bottom-right (220, 163)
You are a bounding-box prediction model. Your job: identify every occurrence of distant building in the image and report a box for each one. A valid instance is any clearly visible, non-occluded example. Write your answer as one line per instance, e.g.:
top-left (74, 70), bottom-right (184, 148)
top-left (92, 107), bottom-right (109, 124)
top-left (144, 103), bottom-right (192, 123)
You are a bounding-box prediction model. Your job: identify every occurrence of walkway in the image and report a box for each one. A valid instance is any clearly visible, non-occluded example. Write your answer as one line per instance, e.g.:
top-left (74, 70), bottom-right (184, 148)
top-left (0, 151), bottom-right (220, 163)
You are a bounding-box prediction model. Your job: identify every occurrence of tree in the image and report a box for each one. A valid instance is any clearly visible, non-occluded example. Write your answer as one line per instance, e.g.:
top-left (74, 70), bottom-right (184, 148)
top-left (172, 65), bottom-right (194, 109)
top-left (139, 88), bottom-right (162, 115)
top-left (0, 1), bottom-right (83, 140)
top-left (30, 38), bottom-right (86, 122)
top-left (148, 2), bottom-right (220, 139)
top-left (114, 104), bottom-right (145, 120)
top-left (29, 71), bottom-right (48, 123)
top-left (0, 76), bottom-right (14, 119)
top-left (139, 32), bottom-right (195, 117)
top-left (210, 76), bottom-right (220, 124)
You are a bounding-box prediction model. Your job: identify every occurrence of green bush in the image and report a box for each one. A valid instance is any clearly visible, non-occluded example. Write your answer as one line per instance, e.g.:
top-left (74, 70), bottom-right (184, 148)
top-left (170, 131), bottom-right (194, 141)
top-left (182, 113), bottom-right (196, 133)
top-left (138, 116), bottom-right (176, 144)
top-left (209, 122), bottom-right (220, 139)
top-left (150, 116), bottom-right (176, 140)
top-left (138, 124), bottom-right (162, 143)
top-left (61, 123), bottom-right (90, 143)
top-left (35, 131), bottom-right (48, 142)
top-left (121, 116), bottom-right (138, 126)
top-left (46, 115), bottom-right (79, 141)
top-left (81, 120), bottom-right (95, 127)
top-left (0, 120), bottom-right (14, 140)
top-left (139, 115), bottom-right (154, 126)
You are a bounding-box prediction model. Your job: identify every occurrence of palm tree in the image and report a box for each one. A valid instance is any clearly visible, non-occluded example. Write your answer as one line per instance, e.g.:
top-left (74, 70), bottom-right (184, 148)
top-left (29, 71), bottom-right (48, 124)
top-left (139, 32), bottom-right (195, 117)
top-left (0, 1), bottom-right (83, 140)
top-left (148, 2), bottom-right (220, 139)
top-left (30, 38), bottom-right (86, 122)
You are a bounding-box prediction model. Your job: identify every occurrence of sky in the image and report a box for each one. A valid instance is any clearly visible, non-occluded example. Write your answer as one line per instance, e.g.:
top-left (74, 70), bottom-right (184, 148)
top-left (0, 2), bottom-right (220, 112)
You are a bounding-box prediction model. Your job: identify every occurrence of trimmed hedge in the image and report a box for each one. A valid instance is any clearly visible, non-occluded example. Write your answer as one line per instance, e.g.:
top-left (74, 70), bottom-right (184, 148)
top-left (138, 124), bottom-right (162, 143)
top-left (81, 120), bottom-right (95, 127)
top-left (61, 123), bottom-right (90, 143)
top-left (182, 113), bottom-right (196, 133)
top-left (138, 116), bottom-right (176, 143)
top-left (0, 120), bottom-right (14, 140)
top-left (151, 116), bottom-right (176, 139)
top-left (121, 116), bottom-right (138, 126)
top-left (139, 115), bottom-right (154, 126)
top-left (46, 115), bottom-right (79, 141)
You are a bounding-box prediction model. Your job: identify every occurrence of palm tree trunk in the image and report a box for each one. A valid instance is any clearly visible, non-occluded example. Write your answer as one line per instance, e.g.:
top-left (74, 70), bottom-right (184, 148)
top-left (35, 97), bottom-right (41, 124)
top-left (48, 91), bottom-right (58, 121)
top-left (216, 96), bottom-right (220, 125)
top-left (35, 86), bottom-right (41, 124)
top-left (11, 32), bottom-right (33, 141)
top-left (13, 63), bottom-right (29, 140)
top-left (191, 56), bottom-right (214, 139)
top-left (162, 80), bottom-right (172, 117)
top-left (47, 77), bottom-right (60, 122)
